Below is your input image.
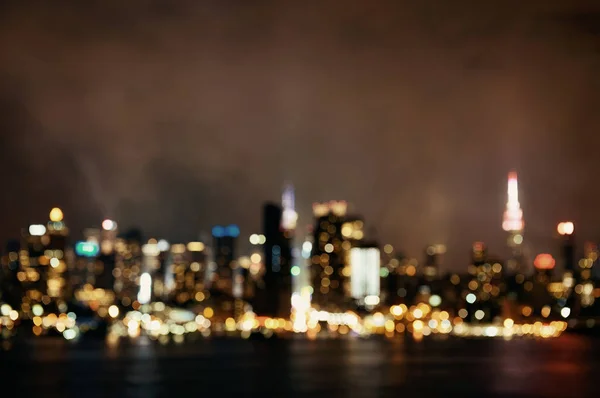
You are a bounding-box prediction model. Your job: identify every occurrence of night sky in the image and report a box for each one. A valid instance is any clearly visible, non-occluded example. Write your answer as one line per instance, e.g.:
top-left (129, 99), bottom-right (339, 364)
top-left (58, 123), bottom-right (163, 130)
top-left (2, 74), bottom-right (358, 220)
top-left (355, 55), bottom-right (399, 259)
top-left (1, 1), bottom-right (600, 270)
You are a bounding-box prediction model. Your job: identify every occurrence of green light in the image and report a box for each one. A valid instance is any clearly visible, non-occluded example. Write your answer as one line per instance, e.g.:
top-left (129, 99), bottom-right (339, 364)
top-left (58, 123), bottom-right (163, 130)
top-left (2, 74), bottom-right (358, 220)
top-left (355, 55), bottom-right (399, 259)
top-left (380, 268), bottom-right (390, 278)
top-left (290, 266), bottom-right (300, 276)
top-left (75, 241), bottom-right (99, 257)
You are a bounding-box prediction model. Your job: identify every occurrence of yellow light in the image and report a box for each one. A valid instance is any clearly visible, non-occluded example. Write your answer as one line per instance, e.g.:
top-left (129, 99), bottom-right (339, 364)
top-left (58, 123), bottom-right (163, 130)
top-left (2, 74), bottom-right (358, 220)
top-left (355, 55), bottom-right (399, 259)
top-left (503, 318), bottom-right (514, 328)
top-left (341, 224), bottom-right (353, 237)
top-left (541, 306), bottom-right (551, 318)
top-left (49, 207), bottom-right (64, 222)
top-left (384, 319), bottom-right (395, 332)
top-left (250, 253), bottom-right (262, 263)
top-left (203, 307), bottom-right (214, 318)
top-left (413, 320), bottom-right (424, 331)
top-left (390, 305), bottom-right (403, 317)
top-left (225, 317), bottom-right (236, 331)
top-left (187, 242), bottom-right (205, 252)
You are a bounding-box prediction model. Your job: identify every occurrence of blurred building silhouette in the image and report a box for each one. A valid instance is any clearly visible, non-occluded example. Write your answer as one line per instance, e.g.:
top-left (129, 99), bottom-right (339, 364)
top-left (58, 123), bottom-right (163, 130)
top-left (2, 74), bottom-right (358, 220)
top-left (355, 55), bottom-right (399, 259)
top-left (113, 228), bottom-right (143, 305)
top-left (254, 201), bottom-right (292, 317)
top-left (310, 201), bottom-right (367, 310)
top-left (211, 225), bottom-right (239, 294)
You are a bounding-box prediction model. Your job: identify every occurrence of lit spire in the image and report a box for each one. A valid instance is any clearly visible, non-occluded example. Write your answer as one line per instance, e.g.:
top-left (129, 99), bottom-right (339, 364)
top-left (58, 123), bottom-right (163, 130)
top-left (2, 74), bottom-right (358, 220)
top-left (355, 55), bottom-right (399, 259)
top-left (281, 183), bottom-right (298, 231)
top-left (502, 171), bottom-right (524, 232)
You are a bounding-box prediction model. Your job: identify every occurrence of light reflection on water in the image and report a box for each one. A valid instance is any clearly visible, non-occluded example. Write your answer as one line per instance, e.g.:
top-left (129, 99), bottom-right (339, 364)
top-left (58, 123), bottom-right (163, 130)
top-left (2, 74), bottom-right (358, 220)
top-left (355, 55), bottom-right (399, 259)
top-left (1, 335), bottom-right (598, 397)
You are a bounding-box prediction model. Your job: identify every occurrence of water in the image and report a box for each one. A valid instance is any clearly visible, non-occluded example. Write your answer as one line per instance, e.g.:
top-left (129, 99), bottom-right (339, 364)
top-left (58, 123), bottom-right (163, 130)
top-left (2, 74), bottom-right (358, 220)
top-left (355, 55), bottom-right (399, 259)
top-left (1, 335), bottom-right (598, 397)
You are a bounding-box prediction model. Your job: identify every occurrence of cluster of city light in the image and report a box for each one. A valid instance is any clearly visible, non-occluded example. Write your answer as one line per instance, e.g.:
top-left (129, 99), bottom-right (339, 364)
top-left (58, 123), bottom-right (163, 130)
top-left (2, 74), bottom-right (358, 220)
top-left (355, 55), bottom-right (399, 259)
top-left (2, 192), bottom-right (595, 348)
top-left (31, 311), bottom-right (79, 340)
top-left (287, 303), bottom-right (569, 340)
top-left (105, 302), bottom-right (302, 343)
top-left (1, 304), bottom-right (20, 336)
top-left (454, 319), bottom-right (567, 339)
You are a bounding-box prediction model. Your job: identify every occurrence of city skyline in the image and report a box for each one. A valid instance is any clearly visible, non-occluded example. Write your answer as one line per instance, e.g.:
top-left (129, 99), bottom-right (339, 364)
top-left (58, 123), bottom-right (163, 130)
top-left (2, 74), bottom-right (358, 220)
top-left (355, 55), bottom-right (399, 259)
top-left (3, 3), bottom-right (600, 397)
top-left (2, 1), bottom-right (600, 271)
top-left (0, 172), bottom-right (590, 275)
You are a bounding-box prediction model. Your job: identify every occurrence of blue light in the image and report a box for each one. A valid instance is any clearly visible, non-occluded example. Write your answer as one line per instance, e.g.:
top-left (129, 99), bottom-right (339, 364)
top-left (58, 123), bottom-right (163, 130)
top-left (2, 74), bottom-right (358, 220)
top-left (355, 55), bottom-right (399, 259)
top-left (212, 226), bottom-right (225, 238)
top-left (226, 224), bottom-right (240, 238)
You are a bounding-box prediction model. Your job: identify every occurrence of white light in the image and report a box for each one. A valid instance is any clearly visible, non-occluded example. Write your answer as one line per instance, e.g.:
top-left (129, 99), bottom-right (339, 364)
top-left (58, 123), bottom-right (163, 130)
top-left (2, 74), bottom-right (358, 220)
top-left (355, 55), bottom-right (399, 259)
top-left (484, 326), bottom-right (498, 337)
top-left (50, 257), bottom-right (60, 268)
top-left (108, 305), bottom-right (119, 318)
top-left (102, 219), bottom-right (117, 231)
top-left (466, 293), bottom-right (476, 304)
top-left (32, 304), bottom-right (44, 316)
top-left (63, 329), bottom-right (77, 340)
top-left (281, 209), bottom-right (298, 231)
top-left (157, 239), bottom-right (170, 252)
top-left (429, 295), bottom-right (442, 307)
top-left (142, 243), bottom-right (159, 257)
top-left (0, 304), bottom-right (12, 316)
top-left (350, 247), bottom-right (381, 301)
top-left (364, 295), bottom-right (380, 306)
top-left (302, 241), bottom-right (312, 252)
top-left (475, 310), bottom-right (485, 320)
top-left (561, 307), bottom-right (571, 318)
top-left (563, 222), bottom-right (574, 235)
top-left (29, 224), bottom-right (47, 236)
top-left (138, 273), bottom-right (152, 305)
top-left (249, 234), bottom-right (259, 245)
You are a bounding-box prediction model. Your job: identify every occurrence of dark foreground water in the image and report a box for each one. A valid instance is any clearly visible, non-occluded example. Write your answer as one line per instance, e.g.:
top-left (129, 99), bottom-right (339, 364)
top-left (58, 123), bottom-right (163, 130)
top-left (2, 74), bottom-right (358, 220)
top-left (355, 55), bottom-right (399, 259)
top-left (1, 334), bottom-right (599, 397)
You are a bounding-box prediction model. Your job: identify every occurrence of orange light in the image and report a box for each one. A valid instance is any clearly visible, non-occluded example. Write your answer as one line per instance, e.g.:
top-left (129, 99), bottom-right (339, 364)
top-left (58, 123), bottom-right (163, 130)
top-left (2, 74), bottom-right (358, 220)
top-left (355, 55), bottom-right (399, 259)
top-left (534, 254), bottom-right (556, 270)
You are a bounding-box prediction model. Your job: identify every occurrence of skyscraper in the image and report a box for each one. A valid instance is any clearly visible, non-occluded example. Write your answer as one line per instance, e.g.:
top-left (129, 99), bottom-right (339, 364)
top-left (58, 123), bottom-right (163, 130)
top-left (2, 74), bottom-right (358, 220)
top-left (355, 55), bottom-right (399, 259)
top-left (310, 201), bottom-right (363, 310)
top-left (256, 197), bottom-right (292, 317)
top-left (502, 171), bottom-right (525, 274)
top-left (281, 183), bottom-right (298, 233)
top-left (211, 225), bottom-right (239, 293)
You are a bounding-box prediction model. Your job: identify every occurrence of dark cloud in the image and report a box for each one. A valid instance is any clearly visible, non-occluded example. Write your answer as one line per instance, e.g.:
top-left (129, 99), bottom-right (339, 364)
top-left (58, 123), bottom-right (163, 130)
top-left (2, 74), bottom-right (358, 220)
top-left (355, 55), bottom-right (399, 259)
top-left (1, 0), bottom-right (600, 269)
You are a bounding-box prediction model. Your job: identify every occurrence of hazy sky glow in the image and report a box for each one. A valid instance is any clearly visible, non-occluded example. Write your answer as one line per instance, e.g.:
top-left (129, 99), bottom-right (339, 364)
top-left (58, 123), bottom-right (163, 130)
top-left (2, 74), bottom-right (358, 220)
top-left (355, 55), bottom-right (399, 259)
top-left (1, 1), bottom-right (600, 270)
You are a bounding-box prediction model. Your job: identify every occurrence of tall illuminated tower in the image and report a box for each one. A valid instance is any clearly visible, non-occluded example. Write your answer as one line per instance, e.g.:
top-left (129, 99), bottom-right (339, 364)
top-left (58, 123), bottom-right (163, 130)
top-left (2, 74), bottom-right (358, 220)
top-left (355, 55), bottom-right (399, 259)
top-left (502, 171), bottom-right (525, 273)
top-left (281, 183), bottom-right (298, 232)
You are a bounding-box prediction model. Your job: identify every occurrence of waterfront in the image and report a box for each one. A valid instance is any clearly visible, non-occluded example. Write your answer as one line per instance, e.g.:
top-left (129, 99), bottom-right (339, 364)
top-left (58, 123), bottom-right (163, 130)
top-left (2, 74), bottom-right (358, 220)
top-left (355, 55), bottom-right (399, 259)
top-left (2, 334), bottom-right (599, 397)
